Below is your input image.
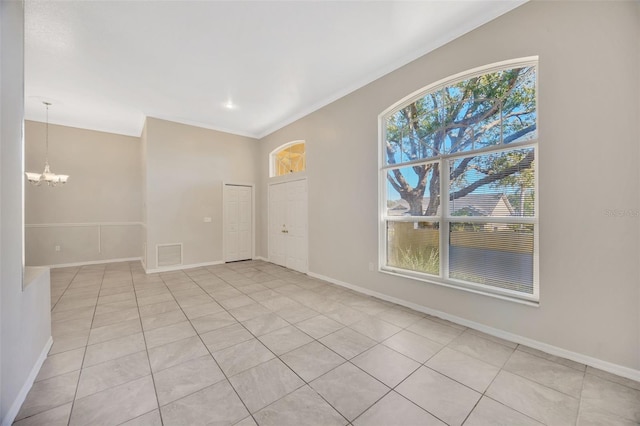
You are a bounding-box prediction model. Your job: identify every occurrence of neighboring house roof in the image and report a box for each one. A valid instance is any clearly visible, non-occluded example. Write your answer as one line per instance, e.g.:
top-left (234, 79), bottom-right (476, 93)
top-left (388, 193), bottom-right (515, 216)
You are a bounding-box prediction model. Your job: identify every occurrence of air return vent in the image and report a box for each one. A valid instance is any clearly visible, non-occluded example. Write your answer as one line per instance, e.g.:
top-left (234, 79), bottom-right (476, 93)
top-left (156, 243), bottom-right (183, 267)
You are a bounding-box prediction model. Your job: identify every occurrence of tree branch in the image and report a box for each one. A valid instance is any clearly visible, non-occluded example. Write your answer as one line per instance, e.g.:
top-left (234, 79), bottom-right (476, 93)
top-left (451, 72), bottom-right (520, 129)
top-left (503, 123), bottom-right (536, 144)
top-left (385, 141), bottom-right (398, 165)
top-left (414, 164), bottom-right (430, 194)
top-left (450, 150), bottom-right (534, 201)
top-left (450, 156), bottom-right (474, 180)
top-left (386, 172), bottom-right (403, 193)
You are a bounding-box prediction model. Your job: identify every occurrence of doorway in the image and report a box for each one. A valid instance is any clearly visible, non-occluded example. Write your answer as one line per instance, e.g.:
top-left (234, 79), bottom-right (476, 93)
top-left (268, 179), bottom-right (308, 273)
top-left (223, 184), bottom-right (253, 262)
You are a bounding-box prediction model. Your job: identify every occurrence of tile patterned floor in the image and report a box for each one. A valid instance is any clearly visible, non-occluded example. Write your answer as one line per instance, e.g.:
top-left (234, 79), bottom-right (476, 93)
top-left (14, 260), bottom-right (640, 426)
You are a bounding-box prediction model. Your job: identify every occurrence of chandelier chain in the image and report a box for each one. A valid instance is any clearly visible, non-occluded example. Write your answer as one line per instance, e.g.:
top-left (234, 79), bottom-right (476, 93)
top-left (44, 101), bottom-right (50, 163)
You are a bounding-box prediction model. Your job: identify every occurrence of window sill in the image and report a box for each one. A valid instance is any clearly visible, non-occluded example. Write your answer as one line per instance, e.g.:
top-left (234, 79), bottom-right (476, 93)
top-left (379, 267), bottom-right (540, 307)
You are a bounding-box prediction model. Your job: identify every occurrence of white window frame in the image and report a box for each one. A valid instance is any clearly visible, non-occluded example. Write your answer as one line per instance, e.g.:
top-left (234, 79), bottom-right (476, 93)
top-left (378, 57), bottom-right (539, 305)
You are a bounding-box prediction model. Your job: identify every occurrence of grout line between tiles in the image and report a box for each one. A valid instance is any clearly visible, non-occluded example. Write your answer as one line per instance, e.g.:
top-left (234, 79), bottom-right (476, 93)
top-left (50, 267), bottom-right (81, 312)
top-left (40, 260), bottom-right (637, 426)
top-left (163, 268), bottom-right (259, 424)
top-left (65, 263), bottom-right (106, 426)
top-left (133, 266), bottom-right (166, 425)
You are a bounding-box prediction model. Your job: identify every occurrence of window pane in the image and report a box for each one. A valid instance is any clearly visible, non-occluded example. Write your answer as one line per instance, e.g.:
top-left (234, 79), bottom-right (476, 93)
top-left (502, 66), bottom-right (537, 143)
top-left (273, 142), bottom-right (305, 177)
top-left (449, 148), bottom-right (535, 217)
top-left (387, 221), bottom-right (439, 275)
top-left (447, 98), bottom-right (502, 153)
top-left (449, 222), bottom-right (534, 294)
top-left (380, 62), bottom-right (538, 303)
top-left (386, 164), bottom-right (439, 216)
top-left (385, 66), bottom-right (536, 168)
top-left (385, 103), bottom-right (444, 165)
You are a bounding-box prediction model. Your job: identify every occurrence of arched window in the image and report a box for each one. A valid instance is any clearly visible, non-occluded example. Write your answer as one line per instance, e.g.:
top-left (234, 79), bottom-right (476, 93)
top-left (379, 58), bottom-right (538, 303)
top-left (270, 141), bottom-right (306, 177)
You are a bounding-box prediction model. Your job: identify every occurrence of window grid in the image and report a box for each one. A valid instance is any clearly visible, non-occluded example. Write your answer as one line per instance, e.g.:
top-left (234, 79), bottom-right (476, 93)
top-left (270, 141), bottom-right (306, 178)
top-left (379, 59), bottom-right (539, 303)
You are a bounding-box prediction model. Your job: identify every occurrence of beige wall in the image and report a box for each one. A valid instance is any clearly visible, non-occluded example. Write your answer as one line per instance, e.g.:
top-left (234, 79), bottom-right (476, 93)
top-left (258, 1), bottom-right (640, 370)
top-left (15, 0), bottom-right (639, 375)
top-left (24, 121), bottom-right (142, 266)
top-left (24, 116), bottom-right (261, 270)
top-left (143, 117), bottom-right (259, 271)
top-left (1, 3), bottom-right (52, 425)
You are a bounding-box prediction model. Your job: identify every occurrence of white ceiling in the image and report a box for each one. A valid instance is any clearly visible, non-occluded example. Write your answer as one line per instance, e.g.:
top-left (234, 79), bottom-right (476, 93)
top-left (24, 1), bottom-right (526, 139)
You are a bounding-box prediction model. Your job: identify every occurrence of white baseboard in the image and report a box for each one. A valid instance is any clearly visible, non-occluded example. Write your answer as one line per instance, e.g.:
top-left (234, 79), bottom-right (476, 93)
top-left (1, 336), bottom-right (53, 426)
top-left (144, 260), bottom-right (224, 274)
top-left (143, 257), bottom-right (268, 274)
top-left (36, 257), bottom-right (142, 269)
top-left (308, 271), bottom-right (640, 383)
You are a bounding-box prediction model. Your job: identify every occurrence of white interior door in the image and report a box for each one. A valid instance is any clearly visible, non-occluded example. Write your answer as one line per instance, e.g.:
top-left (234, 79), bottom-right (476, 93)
top-left (268, 179), bottom-right (308, 273)
top-left (224, 184), bottom-right (252, 262)
top-left (285, 179), bottom-right (308, 273)
top-left (268, 183), bottom-right (287, 267)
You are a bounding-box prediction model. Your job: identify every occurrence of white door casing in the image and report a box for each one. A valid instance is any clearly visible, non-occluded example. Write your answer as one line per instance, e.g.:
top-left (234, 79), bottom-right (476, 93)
top-left (224, 184), bottom-right (253, 262)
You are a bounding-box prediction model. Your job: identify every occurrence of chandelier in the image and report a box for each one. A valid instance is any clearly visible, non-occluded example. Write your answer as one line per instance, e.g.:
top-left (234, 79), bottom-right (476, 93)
top-left (25, 102), bottom-right (69, 186)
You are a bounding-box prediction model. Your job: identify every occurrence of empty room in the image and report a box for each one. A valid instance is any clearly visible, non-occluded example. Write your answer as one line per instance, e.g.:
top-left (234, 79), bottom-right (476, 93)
top-left (1, 1), bottom-right (639, 425)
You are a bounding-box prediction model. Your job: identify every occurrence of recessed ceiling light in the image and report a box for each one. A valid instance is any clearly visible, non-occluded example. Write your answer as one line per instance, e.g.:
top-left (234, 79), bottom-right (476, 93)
top-left (223, 100), bottom-right (237, 110)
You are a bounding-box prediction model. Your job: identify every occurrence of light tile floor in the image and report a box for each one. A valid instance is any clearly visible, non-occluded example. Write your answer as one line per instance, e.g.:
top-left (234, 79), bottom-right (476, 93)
top-left (14, 260), bottom-right (640, 426)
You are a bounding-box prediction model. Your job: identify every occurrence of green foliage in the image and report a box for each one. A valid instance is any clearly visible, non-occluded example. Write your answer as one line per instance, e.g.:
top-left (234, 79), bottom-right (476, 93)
top-left (386, 67), bottom-right (536, 161)
top-left (394, 246), bottom-right (439, 275)
top-left (385, 66), bottom-right (537, 216)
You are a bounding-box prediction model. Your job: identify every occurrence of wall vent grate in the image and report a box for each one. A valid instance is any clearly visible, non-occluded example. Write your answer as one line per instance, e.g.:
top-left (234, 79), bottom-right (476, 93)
top-left (157, 243), bottom-right (182, 267)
